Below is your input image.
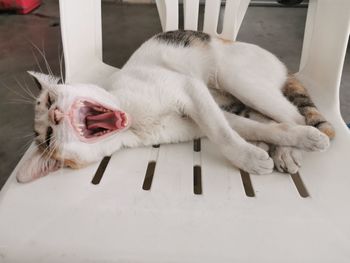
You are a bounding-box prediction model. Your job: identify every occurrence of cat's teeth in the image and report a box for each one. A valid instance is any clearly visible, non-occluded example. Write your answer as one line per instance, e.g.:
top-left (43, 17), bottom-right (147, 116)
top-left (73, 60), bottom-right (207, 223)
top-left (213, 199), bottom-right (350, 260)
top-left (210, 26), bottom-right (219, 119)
top-left (75, 123), bottom-right (83, 129)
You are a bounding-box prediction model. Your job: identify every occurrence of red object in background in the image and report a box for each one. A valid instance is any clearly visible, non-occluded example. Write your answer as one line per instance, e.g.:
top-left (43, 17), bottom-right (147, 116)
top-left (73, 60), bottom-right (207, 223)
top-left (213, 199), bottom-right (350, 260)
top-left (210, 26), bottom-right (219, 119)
top-left (0, 0), bottom-right (41, 14)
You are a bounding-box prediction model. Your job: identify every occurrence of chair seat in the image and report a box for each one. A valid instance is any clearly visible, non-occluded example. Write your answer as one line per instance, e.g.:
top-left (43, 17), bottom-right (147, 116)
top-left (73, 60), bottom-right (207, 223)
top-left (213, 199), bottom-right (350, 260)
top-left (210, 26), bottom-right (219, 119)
top-left (1, 0), bottom-right (350, 261)
top-left (1, 65), bottom-right (350, 262)
top-left (1, 110), bottom-right (350, 262)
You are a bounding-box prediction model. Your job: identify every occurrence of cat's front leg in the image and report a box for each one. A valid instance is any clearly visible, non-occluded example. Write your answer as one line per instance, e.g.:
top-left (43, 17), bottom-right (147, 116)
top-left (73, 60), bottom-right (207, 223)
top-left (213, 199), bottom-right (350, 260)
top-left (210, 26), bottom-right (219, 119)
top-left (182, 78), bottom-right (274, 175)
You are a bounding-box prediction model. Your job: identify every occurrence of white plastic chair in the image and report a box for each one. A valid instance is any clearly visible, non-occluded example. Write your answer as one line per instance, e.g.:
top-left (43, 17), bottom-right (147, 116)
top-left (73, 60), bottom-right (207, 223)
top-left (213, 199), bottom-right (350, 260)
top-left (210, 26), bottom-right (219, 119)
top-left (1, 0), bottom-right (350, 262)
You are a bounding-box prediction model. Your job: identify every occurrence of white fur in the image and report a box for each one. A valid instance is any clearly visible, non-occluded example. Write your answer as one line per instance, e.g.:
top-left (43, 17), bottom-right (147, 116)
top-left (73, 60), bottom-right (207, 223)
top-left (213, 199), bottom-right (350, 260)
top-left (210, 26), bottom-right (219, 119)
top-left (17, 35), bottom-right (330, 182)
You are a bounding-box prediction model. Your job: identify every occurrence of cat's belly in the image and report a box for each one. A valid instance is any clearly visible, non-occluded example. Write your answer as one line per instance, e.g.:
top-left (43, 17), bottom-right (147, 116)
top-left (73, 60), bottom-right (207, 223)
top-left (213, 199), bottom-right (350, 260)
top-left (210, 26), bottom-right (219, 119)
top-left (131, 112), bottom-right (201, 146)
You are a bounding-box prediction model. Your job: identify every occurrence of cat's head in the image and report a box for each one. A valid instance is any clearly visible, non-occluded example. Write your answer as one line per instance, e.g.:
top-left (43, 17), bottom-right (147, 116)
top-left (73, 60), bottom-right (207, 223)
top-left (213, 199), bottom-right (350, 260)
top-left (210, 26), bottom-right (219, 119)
top-left (16, 72), bottom-right (131, 183)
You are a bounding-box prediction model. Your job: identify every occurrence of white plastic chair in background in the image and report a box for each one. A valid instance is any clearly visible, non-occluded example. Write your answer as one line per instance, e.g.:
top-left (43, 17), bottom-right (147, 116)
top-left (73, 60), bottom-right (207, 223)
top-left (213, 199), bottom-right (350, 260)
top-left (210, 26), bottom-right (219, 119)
top-left (0, 0), bottom-right (350, 262)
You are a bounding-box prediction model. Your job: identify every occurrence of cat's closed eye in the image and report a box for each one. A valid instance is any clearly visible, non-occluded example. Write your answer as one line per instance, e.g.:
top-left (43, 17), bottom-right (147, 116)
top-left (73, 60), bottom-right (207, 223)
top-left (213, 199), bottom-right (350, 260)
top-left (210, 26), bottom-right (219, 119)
top-left (45, 126), bottom-right (53, 147)
top-left (46, 93), bottom-right (53, 109)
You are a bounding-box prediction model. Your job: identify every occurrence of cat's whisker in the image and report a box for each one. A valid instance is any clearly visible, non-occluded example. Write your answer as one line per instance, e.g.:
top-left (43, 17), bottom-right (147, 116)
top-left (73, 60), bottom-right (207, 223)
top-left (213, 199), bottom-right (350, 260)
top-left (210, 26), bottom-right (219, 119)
top-left (16, 137), bottom-right (37, 156)
top-left (37, 140), bottom-right (53, 161)
top-left (46, 139), bottom-right (58, 162)
top-left (40, 138), bottom-right (59, 167)
top-left (14, 77), bottom-right (36, 101)
top-left (0, 80), bottom-right (33, 102)
top-left (7, 99), bottom-right (35, 105)
top-left (58, 43), bottom-right (65, 84)
top-left (31, 48), bottom-right (44, 74)
top-left (33, 135), bottom-right (56, 157)
top-left (11, 129), bottom-right (35, 139)
top-left (41, 41), bottom-right (54, 77)
top-left (21, 76), bottom-right (37, 99)
top-left (21, 133), bottom-right (36, 139)
top-left (29, 40), bottom-right (54, 77)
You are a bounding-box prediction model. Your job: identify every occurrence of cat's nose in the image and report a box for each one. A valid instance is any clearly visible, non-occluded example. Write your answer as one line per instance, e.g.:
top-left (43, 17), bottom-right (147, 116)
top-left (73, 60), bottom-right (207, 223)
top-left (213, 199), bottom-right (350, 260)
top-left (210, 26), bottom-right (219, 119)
top-left (49, 107), bottom-right (64, 125)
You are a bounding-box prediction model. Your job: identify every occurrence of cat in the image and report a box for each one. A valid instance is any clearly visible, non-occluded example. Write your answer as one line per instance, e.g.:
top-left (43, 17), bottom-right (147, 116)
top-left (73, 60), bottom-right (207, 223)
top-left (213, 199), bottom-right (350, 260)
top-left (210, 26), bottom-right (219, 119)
top-left (16, 30), bottom-right (335, 183)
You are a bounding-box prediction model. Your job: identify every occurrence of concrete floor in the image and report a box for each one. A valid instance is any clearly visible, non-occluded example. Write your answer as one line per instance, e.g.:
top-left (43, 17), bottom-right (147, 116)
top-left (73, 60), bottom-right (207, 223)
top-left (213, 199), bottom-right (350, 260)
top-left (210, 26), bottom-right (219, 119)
top-left (0, 1), bottom-right (349, 189)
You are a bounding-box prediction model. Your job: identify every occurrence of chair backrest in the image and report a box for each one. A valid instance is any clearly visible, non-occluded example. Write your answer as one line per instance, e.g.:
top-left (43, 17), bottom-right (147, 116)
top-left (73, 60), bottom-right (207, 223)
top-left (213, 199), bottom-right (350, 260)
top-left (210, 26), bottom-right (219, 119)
top-left (155, 0), bottom-right (250, 40)
top-left (59, 0), bottom-right (350, 117)
top-left (297, 0), bottom-right (350, 115)
top-left (155, 0), bottom-right (350, 123)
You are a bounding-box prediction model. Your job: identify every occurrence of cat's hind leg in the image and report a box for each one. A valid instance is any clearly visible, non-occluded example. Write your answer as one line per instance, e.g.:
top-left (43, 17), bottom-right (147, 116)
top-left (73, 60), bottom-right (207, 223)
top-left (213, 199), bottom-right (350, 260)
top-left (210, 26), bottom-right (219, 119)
top-left (222, 111), bottom-right (329, 151)
top-left (182, 77), bottom-right (274, 175)
top-left (217, 51), bottom-right (335, 139)
top-left (218, 73), bottom-right (305, 125)
top-left (216, 43), bottom-right (305, 125)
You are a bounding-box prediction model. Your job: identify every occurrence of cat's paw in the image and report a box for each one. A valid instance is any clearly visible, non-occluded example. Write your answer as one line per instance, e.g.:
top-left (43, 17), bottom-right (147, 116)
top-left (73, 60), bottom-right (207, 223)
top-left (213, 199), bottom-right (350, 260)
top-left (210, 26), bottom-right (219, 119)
top-left (271, 146), bottom-right (302, 174)
top-left (296, 126), bottom-right (330, 152)
top-left (238, 144), bottom-right (274, 175)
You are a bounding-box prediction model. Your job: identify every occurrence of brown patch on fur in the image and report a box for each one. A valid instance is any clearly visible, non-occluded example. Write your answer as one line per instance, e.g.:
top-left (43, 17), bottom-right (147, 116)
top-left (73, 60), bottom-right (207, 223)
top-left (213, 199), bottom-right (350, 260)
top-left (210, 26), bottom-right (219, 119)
top-left (50, 149), bottom-right (85, 169)
top-left (282, 74), bottom-right (336, 139)
top-left (155, 30), bottom-right (210, 48)
top-left (63, 159), bottom-right (84, 169)
top-left (304, 107), bottom-right (326, 124)
top-left (318, 123), bottom-right (336, 139)
top-left (284, 75), bottom-right (307, 95)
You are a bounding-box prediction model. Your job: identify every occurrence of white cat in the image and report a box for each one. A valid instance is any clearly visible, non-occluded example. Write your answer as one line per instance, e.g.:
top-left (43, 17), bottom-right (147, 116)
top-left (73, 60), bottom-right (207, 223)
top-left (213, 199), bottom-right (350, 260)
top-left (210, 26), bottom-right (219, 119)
top-left (16, 30), bottom-right (334, 183)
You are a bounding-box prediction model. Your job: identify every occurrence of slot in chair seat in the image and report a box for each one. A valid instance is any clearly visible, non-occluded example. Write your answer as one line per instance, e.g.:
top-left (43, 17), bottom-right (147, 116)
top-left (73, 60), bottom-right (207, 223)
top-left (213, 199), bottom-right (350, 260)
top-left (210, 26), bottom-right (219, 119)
top-left (0, 0), bottom-right (350, 262)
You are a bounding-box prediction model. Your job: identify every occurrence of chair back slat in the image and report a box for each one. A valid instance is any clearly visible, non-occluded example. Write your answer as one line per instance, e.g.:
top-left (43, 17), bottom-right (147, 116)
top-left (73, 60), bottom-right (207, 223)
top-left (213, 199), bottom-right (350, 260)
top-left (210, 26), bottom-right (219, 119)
top-left (183, 0), bottom-right (200, 30)
top-left (298, 0), bottom-right (350, 110)
top-left (156, 0), bottom-right (250, 41)
top-left (221, 0), bottom-right (250, 40)
top-left (161, 0), bottom-right (179, 31)
top-left (203, 0), bottom-right (222, 36)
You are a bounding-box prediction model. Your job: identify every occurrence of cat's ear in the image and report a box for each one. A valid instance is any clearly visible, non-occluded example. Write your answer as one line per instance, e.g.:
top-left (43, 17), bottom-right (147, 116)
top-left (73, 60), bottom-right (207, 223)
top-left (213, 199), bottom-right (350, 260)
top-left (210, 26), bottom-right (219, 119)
top-left (27, 71), bottom-right (61, 91)
top-left (16, 148), bottom-right (61, 183)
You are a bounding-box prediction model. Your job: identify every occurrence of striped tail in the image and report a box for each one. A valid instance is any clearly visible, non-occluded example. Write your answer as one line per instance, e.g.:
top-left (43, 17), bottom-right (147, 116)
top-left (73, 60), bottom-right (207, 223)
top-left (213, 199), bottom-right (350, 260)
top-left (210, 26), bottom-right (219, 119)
top-left (282, 75), bottom-right (335, 139)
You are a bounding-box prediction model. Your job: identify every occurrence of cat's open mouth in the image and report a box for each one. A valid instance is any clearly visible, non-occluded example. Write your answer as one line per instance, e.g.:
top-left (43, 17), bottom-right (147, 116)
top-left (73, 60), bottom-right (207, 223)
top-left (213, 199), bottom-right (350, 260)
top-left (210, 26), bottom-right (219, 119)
top-left (71, 99), bottom-right (129, 141)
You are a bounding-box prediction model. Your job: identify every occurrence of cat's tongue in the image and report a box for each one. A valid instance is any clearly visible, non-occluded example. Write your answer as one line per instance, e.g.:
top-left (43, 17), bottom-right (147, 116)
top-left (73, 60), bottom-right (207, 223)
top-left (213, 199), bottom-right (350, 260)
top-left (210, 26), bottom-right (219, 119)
top-left (86, 111), bottom-right (123, 130)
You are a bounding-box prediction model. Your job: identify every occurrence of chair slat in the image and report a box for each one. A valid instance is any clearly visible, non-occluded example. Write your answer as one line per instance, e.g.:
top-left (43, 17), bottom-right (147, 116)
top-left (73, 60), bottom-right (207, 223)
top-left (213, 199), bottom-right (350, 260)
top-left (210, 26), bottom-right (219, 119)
top-left (99, 147), bottom-right (152, 195)
top-left (163, 0), bottom-right (179, 31)
top-left (203, 0), bottom-right (222, 36)
top-left (221, 0), bottom-right (250, 40)
top-left (59, 0), bottom-right (102, 82)
top-left (151, 142), bottom-right (193, 198)
top-left (298, 0), bottom-right (350, 110)
top-left (251, 172), bottom-right (302, 200)
top-left (200, 139), bottom-right (244, 200)
top-left (183, 0), bottom-right (200, 30)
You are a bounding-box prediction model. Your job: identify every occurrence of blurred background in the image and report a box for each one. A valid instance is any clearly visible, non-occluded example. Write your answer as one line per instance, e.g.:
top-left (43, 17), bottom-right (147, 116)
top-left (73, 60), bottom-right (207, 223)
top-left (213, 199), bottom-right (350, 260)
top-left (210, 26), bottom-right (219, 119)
top-left (0, 0), bottom-right (349, 189)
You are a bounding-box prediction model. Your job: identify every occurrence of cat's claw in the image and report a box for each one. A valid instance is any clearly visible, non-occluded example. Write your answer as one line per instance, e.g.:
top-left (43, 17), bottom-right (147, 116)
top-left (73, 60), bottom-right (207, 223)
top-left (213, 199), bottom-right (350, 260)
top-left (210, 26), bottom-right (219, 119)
top-left (297, 126), bottom-right (330, 152)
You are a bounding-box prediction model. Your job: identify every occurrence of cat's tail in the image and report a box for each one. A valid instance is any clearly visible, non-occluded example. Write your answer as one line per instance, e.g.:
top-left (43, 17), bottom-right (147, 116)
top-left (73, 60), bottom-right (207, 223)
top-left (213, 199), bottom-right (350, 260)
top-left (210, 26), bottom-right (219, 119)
top-left (282, 74), bottom-right (335, 139)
